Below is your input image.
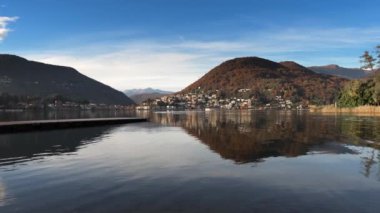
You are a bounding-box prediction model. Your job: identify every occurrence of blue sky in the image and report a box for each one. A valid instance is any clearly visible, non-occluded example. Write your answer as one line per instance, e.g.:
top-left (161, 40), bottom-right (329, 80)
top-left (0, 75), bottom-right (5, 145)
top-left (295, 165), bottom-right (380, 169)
top-left (1, 0), bottom-right (380, 91)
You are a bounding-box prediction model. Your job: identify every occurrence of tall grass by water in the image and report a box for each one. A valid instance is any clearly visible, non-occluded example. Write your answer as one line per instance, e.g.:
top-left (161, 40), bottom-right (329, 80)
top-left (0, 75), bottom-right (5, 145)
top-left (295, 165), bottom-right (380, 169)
top-left (310, 105), bottom-right (380, 114)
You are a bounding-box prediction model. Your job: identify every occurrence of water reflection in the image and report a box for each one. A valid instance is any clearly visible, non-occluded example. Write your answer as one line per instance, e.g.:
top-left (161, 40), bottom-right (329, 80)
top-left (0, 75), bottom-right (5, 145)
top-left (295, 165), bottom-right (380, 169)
top-left (0, 182), bottom-right (5, 207)
top-left (146, 111), bottom-right (380, 173)
top-left (1, 111), bottom-right (380, 212)
top-left (0, 126), bottom-right (116, 167)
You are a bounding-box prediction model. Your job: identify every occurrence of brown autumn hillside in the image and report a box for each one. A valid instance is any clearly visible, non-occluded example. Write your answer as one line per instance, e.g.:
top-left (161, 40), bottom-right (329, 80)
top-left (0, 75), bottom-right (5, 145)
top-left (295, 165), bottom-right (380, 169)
top-left (182, 57), bottom-right (347, 105)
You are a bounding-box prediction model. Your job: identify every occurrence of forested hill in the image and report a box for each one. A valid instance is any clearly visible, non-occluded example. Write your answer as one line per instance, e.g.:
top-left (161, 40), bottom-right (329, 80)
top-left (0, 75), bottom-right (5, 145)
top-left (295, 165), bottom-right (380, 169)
top-left (182, 57), bottom-right (347, 105)
top-left (0, 54), bottom-right (134, 105)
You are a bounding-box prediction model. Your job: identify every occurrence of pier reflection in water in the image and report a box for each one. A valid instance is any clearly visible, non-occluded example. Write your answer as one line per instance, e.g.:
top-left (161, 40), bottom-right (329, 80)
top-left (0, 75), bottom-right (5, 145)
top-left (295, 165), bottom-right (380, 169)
top-left (0, 126), bottom-right (116, 168)
top-left (0, 110), bottom-right (379, 212)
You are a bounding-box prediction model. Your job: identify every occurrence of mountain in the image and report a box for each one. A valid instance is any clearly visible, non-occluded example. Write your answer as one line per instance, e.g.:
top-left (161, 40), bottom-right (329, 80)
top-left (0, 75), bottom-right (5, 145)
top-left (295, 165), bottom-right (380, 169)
top-left (128, 93), bottom-right (171, 104)
top-left (124, 88), bottom-right (173, 104)
top-left (124, 88), bottom-right (172, 96)
top-left (308, 64), bottom-right (369, 79)
top-left (0, 54), bottom-right (134, 105)
top-left (182, 57), bottom-right (347, 105)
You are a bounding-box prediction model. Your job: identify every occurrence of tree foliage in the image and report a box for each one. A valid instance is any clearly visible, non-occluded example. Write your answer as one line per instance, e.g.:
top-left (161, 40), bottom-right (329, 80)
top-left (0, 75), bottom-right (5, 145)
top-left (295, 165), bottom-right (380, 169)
top-left (337, 72), bottom-right (380, 107)
top-left (360, 51), bottom-right (376, 71)
top-left (340, 45), bottom-right (380, 107)
top-left (376, 45), bottom-right (380, 67)
top-left (360, 45), bottom-right (380, 71)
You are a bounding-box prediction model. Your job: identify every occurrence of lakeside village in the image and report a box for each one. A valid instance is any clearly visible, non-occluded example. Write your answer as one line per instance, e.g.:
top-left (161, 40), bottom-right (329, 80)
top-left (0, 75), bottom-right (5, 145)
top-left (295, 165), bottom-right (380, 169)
top-left (136, 88), bottom-right (306, 111)
top-left (1, 89), bottom-right (306, 112)
top-left (0, 101), bottom-right (134, 111)
top-left (0, 93), bottom-right (133, 111)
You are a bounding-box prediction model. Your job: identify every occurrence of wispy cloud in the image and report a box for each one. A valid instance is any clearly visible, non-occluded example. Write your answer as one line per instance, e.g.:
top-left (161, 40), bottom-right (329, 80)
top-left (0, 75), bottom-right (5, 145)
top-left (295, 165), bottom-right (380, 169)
top-left (24, 45), bottom-right (215, 92)
top-left (266, 27), bottom-right (380, 48)
top-left (0, 16), bottom-right (18, 41)
top-left (20, 26), bottom-right (380, 91)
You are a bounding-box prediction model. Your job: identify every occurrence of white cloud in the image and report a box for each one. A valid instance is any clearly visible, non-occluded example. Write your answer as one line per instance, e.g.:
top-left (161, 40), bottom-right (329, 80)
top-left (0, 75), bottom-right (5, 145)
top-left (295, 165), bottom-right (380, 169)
top-left (0, 16), bottom-right (18, 41)
top-left (24, 45), bottom-right (219, 92)
top-left (20, 27), bottom-right (380, 91)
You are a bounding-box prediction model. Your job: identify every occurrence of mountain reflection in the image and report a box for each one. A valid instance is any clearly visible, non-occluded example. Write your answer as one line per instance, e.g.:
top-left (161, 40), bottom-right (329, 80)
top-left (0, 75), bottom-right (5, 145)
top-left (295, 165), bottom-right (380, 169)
top-left (0, 126), bottom-right (115, 167)
top-left (148, 111), bottom-right (380, 164)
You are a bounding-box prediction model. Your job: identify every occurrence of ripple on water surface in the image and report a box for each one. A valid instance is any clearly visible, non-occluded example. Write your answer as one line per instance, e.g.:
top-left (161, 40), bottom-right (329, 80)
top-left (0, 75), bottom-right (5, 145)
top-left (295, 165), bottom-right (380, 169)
top-left (0, 111), bottom-right (379, 212)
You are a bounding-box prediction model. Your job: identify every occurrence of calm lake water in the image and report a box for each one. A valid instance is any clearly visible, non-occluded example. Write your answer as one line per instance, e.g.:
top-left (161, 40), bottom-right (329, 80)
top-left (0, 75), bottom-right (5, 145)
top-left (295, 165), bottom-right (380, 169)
top-left (0, 110), bottom-right (380, 212)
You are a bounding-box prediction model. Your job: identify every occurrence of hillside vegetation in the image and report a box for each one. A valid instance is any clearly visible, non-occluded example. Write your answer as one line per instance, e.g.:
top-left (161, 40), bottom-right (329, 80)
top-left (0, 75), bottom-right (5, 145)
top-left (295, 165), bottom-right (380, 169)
top-left (0, 54), bottom-right (134, 105)
top-left (337, 71), bottom-right (380, 107)
top-left (182, 57), bottom-right (347, 105)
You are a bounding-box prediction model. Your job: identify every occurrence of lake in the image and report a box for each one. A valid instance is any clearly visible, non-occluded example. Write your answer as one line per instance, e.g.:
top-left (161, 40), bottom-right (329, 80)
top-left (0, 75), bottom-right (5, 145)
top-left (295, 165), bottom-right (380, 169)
top-left (0, 110), bottom-right (380, 212)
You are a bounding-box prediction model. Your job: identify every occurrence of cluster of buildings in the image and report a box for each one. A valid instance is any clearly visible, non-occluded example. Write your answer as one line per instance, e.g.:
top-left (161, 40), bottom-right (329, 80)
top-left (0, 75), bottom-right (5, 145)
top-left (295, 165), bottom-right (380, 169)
top-left (136, 89), bottom-right (303, 111)
top-left (0, 100), bottom-right (133, 111)
top-left (44, 101), bottom-right (134, 110)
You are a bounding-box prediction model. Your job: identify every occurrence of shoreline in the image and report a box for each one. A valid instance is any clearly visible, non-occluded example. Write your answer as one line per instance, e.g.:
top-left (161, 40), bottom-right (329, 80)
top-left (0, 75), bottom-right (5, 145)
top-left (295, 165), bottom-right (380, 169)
top-left (309, 105), bottom-right (380, 114)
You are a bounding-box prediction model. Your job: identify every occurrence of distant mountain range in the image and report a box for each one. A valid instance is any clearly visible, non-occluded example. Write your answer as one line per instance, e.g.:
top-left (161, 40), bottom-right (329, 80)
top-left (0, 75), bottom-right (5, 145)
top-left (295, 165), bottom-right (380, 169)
top-left (308, 64), bottom-right (369, 79)
top-left (124, 88), bottom-right (172, 96)
top-left (124, 88), bottom-right (173, 104)
top-left (182, 57), bottom-right (347, 105)
top-left (0, 54), bottom-right (134, 105)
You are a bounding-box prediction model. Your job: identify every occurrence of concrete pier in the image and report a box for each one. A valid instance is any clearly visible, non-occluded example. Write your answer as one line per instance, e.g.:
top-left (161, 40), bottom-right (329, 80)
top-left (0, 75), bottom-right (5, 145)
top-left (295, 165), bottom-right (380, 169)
top-left (0, 117), bottom-right (148, 133)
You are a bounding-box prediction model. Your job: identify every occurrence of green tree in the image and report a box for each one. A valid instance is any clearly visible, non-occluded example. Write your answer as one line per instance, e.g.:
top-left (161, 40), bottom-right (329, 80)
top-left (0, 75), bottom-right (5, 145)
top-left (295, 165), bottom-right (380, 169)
top-left (376, 45), bottom-right (380, 68)
top-left (373, 72), bottom-right (380, 105)
top-left (338, 80), bottom-right (361, 107)
top-left (337, 72), bottom-right (380, 107)
top-left (360, 51), bottom-right (376, 71)
top-left (359, 80), bottom-right (375, 105)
